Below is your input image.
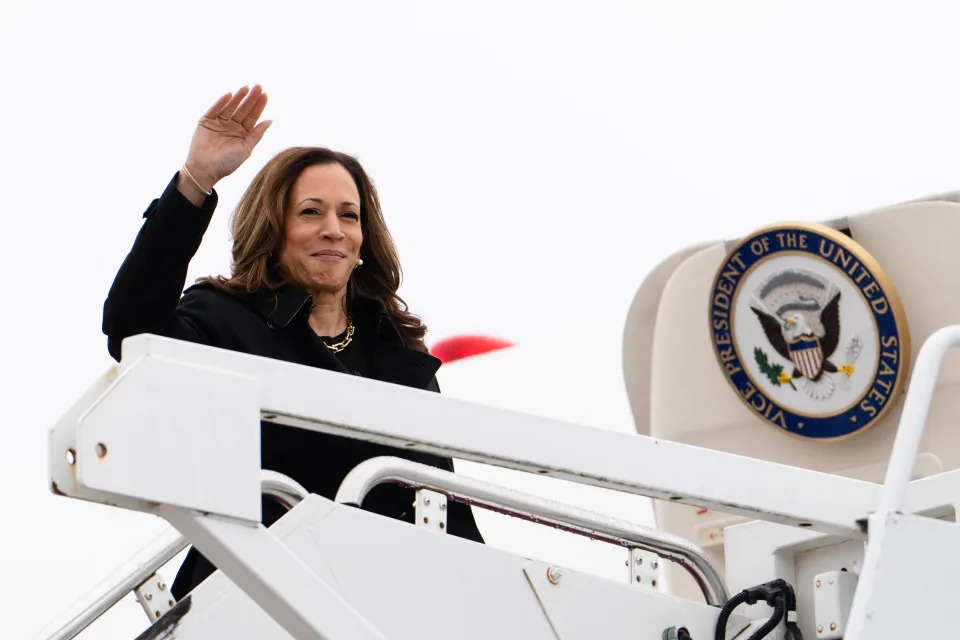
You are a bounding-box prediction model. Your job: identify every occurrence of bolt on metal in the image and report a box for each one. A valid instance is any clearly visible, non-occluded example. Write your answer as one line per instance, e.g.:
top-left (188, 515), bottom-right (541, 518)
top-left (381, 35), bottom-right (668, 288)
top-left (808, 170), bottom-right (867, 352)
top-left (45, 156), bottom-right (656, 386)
top-left (547, 567), bottom-right (563, 585)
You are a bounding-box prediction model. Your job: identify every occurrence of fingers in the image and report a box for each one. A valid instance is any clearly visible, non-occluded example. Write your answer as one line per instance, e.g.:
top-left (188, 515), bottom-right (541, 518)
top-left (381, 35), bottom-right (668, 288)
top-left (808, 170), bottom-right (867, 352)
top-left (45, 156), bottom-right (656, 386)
top-left (202, 92), bottom-right (233, 119)
top-left (231, 84), bottom-right (263, 127)
top-left (218, 85), bottom-right (250, 119)
top-left (201, 85), bottom-right (268, 131)
top-left (249, 119), bottom-right (273, 146)
top-left (241, 91), bottom-right (268, 131)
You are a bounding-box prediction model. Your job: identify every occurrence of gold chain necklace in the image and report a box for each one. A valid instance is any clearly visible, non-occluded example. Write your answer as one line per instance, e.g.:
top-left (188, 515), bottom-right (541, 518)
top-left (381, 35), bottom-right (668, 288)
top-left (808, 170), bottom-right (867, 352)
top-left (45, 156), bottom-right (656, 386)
top-left (323, 317), bottom-right (355, 353)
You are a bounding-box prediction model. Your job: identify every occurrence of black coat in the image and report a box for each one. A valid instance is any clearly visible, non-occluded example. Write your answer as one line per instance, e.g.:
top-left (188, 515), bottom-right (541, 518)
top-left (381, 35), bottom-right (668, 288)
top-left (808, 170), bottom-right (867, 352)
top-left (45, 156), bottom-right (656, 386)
top-left (103, 175), bottom-right (484, 597)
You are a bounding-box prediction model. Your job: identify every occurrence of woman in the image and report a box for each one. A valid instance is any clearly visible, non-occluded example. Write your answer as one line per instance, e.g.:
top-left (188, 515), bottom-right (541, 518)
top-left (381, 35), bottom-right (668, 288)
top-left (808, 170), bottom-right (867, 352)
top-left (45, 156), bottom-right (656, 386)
top-left (103, 85), bottom-right (484, 598)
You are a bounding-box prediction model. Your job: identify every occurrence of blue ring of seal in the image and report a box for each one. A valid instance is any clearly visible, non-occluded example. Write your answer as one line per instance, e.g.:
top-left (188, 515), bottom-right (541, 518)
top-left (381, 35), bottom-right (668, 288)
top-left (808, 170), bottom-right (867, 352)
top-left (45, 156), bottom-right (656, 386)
top-left (709, 227), bottom-right (904, 439)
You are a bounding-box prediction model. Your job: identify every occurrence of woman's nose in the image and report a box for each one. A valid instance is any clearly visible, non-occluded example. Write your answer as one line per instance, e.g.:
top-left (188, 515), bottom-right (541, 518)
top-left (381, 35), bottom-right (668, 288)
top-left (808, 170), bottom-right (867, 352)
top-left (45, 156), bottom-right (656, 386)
top-left (319, 215), bottom-right (345, 240)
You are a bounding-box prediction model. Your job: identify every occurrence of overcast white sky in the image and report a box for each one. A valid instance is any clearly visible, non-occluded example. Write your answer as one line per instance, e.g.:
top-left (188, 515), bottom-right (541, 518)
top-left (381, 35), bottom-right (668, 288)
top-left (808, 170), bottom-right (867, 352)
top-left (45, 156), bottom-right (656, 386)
top-left (5, 0), bottom-right (960, 637)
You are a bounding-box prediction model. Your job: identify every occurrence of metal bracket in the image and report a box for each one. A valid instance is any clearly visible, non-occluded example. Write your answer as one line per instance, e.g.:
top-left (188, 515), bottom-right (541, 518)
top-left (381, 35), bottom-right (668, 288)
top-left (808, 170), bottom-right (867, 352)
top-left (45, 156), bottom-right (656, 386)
top-left (415, 488), bottom-right (448, 533)
top-left (814, 569), bottom-right (859, 639)
top-left (133, 572), bottom-right (176, 623)
top-left (629, 548), bottom-right (661, 590)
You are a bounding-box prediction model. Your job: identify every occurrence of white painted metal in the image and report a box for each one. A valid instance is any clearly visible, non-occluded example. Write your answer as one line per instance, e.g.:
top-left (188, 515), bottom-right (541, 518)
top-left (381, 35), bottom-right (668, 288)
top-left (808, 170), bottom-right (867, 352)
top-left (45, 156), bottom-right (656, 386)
top-left (133, 572), bottom-right (175, 622)
top-left (155, 503), bottom-right (386, 640)
top-left (414, 488), bottom-right (447, 533)
top-left (30, 527), bottom-right (185, 640)
top-left (41, 328), bottom-right (960, 639)
top-left (522, 560), bottom-right (748, 640)
top-left (35, 471), bottom-right (310, 640)
top-left (168, 495), bottom-right (569, 638)
top-left (629, 548), bottom-right (661, 590)
top-left (164, 495), bottom-right (750, 640)
top-left (76, 355), bottom-right (262, 522)
top-left (261, 470), bottom-right (309, 511)
top-left (843, 513), bottom-right (960, 638)
top-left (847, 325), bottom-right (960, 640)
top-left (793, 538), bottom-right (866, 638)
top-left (875, 326), bottom-right (960, 520)
top-left (335, 456), bottom-right (728, 605)
top-left (725, 518), bottom-right (868, 639)
top-left (900, 466), bottom-right (960, 519)
top-left (723, 502), bottom-right (960, 638)
top-left (813, 569), bottom-right (858, 639)
top-left (48, 365), bottom-right (151, 513)
top-left (75, 334), bottom-right (881, 536)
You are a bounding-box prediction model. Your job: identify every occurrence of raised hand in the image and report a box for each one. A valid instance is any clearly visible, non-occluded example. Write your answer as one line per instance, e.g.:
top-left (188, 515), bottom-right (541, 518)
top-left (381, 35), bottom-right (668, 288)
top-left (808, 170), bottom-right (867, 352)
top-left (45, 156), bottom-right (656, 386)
top-left (182, 85), bottom-right (272, 194)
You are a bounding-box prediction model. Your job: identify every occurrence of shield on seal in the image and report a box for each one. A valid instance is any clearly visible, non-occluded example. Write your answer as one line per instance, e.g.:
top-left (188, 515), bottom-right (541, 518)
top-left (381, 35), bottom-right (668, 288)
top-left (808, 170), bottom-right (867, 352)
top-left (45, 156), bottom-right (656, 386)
top-left (788, 335), bottom-right (824, 379)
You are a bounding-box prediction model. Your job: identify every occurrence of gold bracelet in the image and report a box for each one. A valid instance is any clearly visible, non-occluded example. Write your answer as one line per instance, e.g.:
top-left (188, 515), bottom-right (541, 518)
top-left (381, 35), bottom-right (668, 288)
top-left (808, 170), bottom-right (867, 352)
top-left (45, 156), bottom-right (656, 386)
top-left (181, 164), bottom-right (213, 197)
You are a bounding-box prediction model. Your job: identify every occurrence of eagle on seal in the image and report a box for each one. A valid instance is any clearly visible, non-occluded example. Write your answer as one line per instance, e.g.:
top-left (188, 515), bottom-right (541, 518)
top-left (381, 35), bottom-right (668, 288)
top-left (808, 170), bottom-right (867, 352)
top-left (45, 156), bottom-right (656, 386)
top-left (750, 271), bottom-right (854, 399)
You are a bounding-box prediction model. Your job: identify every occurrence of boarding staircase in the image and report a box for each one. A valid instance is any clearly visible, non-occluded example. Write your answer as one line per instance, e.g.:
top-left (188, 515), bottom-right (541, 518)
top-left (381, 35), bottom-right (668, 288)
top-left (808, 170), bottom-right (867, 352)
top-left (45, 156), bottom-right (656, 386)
top-left (32, 324), bottom-right (960, 639)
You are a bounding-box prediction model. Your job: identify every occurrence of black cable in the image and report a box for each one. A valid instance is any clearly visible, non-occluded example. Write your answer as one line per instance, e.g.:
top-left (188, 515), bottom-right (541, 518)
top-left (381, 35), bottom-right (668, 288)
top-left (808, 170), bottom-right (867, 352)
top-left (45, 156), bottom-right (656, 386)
top-left (715, 580), bottom-right (803, 640)
top-left (714, 591), bottom-right (749, 640)
top-left (745, 595), bottom-right (785, 640)
top-left (780, 582), bottom-right (803, 640)
top-left (781, 582), bottom-right (797, 611)
top-left (784, 622), bottom-right (804, 640)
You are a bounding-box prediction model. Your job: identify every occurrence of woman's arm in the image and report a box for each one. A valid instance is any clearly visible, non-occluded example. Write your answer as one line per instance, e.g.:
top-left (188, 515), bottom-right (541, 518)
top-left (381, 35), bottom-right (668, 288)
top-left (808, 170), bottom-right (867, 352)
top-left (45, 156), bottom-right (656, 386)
top-left (102, 176), bottom-right (218, 359)
top-left (101, 86), bottom-right (272, 360)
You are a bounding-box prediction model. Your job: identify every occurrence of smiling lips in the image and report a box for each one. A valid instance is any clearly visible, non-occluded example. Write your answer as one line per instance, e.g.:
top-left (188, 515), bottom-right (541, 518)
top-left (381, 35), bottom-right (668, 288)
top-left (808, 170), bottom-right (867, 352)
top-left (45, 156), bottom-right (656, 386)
top-left (311, 250), bottom-right (346, 262)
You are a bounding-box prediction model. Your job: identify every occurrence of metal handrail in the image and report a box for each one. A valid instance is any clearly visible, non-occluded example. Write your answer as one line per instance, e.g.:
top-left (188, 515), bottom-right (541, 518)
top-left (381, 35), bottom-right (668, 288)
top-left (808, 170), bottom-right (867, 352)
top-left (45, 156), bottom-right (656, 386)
top-left (335, 456), bottom-right (729, 606)
top-left (874, 326), bottom-right (960, 519)
top-left (846, 325), bottom-right (960, 640)
top-left (34, 471), bottom-right (309, 640)
top-left (35, 529), bottom-right (187, 640)
top-left (261, 470), bottom-right (311, 511)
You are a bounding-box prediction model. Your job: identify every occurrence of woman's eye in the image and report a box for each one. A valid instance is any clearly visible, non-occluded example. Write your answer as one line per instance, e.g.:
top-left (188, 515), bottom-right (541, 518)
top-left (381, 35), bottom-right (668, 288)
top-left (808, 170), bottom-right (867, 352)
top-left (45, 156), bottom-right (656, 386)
top-left (300, 208), bottom-right (320, 216)
top-left (341, 211), bottom-right (360, 220)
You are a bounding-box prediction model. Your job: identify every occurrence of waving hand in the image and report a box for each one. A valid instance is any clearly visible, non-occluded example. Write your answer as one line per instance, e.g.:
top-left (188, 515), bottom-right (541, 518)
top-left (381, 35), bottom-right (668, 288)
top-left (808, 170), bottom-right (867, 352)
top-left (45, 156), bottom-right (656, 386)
top-left (180, 85), bottom-right (272, 199)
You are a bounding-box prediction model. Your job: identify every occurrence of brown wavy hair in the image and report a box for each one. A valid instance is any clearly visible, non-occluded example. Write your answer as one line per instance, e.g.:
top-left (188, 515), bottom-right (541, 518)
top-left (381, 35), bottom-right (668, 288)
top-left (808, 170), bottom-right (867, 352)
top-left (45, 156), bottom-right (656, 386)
top-left (203, 147), bottom-right (428, 351)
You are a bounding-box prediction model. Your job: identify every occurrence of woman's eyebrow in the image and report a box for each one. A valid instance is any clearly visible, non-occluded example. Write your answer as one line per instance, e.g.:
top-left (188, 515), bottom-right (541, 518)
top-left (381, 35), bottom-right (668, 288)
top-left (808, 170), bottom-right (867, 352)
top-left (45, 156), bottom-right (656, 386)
top-left (295, 198), bottom-right (358, 208)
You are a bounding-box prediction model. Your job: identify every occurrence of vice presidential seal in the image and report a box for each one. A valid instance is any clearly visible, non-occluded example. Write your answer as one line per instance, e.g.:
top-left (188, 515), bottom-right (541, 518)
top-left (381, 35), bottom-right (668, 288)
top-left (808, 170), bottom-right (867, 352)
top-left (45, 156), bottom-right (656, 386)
top-left (709, 223), bottom-right (910, 439)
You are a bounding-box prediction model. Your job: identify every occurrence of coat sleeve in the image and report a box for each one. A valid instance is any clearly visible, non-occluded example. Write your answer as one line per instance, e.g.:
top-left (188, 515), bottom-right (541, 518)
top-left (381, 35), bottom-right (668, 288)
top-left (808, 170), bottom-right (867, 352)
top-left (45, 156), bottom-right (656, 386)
top-left (102, 173), bottom-right (219, 361)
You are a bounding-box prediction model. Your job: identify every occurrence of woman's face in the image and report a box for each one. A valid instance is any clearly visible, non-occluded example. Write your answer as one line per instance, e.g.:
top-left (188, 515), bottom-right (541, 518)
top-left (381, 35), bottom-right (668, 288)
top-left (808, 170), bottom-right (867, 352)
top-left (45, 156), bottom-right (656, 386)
top-left (278, 163), bottom-right (363, 295)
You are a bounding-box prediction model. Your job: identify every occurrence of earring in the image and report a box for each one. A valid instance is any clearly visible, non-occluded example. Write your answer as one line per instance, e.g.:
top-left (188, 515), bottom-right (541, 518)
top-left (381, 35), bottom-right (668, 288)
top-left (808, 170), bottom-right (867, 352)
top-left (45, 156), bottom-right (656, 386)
top-left (355, 259), bottom-right (364, 269)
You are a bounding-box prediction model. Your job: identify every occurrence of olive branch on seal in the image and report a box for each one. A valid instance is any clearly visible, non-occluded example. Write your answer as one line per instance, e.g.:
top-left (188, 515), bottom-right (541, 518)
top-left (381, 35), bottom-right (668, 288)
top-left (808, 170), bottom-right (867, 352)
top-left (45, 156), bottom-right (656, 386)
top-left (754, 347), bottom-right (797, 390)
